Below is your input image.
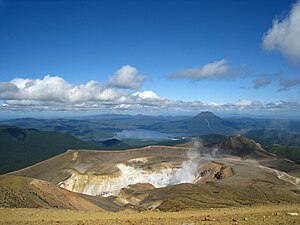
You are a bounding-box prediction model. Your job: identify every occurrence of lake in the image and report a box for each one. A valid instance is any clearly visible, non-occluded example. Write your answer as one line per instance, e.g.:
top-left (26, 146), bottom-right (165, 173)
top-left (114, 129), bottom-right (180, 140)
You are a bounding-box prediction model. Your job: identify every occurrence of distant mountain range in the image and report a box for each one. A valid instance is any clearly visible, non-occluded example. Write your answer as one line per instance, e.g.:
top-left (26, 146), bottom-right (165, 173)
top-left (150, 111), bottom-right (300, 134)
top-left (1, 112), bottom-right (300, 141)
top-left (0, 114), bottom-right (190, 140)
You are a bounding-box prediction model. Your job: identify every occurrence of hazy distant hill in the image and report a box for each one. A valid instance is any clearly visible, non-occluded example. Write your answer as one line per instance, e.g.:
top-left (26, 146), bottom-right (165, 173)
top-left (243, 129), bottom-right (300, 163)
top-left (0, 114), bottom-right (191, 140)
top-left (161, 112), bottom-right (300, 135)
top-left (0, 126), bottom-right (191, 174)
top-left (0, 126), bottom-right (115, 174)
top-left (244, 129), bottom-right (300, 146)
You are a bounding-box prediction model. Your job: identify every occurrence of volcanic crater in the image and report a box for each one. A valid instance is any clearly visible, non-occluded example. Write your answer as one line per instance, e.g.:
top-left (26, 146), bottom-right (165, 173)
top-left (3, 136), bottom-right (300, 211)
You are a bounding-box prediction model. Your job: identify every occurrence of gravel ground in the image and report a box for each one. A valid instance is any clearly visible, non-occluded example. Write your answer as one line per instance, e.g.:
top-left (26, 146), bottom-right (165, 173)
top-left (0, 204), bottom-right (299, 225)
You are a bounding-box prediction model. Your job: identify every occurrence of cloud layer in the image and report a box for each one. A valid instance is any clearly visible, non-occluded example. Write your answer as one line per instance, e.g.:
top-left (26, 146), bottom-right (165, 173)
top-left (262, 1), bottom-right (300, 64)
top-left (0, 64), bottom-right (299, 113)
top-left (0, 74), bottom-right (300, 113)
top-left (169, 59), bottom-right (231, 80)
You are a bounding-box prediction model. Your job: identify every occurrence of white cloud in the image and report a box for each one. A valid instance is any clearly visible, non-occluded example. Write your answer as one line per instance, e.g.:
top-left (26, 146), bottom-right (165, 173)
top-left (108, 65), bottom-right (147, 89)
top-left (0, 75), bottom-right (127, 103)
top-left (235, 99), bottom-right (253, 107)
top-left (233, 100), bottom-right (263, 111)
top-left (132, 91), bottom-right (161, 100)
top-left (262, 1), bottom-right (300, 64)
top-left (169, 59), bottom-right (231, 80)
top-left (0, 82), bottom-right (19, 98)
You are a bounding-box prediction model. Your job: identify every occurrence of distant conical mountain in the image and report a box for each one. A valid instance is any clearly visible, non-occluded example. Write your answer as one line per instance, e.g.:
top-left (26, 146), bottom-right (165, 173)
top-left (150, 111), bottom-right (236, 135)
top-left (193, 111), bottom-right (220, 119)
top-left (190, 111), bottom-right (223, 127)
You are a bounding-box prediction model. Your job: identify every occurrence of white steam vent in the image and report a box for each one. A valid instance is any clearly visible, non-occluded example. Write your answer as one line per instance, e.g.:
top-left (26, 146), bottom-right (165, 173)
top-left (169, 141), bottom-right (202, 185)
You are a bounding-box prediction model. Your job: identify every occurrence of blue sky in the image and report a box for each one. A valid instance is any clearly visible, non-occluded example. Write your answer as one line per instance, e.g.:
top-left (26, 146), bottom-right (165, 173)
top-left (0, 0), bottom-right (300, 117)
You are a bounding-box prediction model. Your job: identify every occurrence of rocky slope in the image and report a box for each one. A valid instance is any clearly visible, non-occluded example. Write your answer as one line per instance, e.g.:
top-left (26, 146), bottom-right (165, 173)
top-left (0, 175), bottom-right (120, 211)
